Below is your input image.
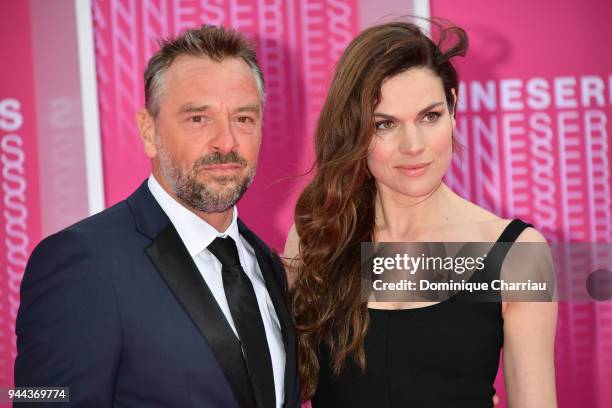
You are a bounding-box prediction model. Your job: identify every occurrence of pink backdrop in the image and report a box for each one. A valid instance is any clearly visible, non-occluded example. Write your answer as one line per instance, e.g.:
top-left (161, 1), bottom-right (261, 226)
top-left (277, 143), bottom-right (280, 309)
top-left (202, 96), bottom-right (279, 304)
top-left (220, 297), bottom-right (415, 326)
top-left (431, 0), bottom-right (612, 406)
top-left (1, 1), bottom-right (611, 407)
top-left (0, 0), bottom-right (41, 393)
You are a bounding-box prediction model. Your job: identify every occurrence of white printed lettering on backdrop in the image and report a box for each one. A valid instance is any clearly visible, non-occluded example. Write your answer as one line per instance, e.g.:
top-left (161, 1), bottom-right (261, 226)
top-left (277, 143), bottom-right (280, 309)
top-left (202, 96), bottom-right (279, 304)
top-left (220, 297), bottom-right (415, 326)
top-left (0, 97), bottom-right (28, 363)
top-left (453, 75), bottom-right (611, 242)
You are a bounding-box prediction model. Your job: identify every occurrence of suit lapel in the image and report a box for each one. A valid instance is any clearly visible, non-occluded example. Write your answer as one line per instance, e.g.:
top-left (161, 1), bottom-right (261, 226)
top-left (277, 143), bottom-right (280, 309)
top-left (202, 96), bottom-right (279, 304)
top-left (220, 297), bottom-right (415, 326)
top-left (128, 181), bottom-right (299, 407)
top-left (146, 222), bottom-right (257, 408)
top-left (238, 220), bottom-right (299, 408)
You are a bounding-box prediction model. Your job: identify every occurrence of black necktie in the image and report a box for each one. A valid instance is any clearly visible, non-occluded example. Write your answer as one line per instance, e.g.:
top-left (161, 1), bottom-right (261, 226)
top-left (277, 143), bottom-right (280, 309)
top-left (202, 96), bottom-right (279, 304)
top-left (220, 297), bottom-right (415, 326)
top-left (207, 236), bottom-right (276, 408)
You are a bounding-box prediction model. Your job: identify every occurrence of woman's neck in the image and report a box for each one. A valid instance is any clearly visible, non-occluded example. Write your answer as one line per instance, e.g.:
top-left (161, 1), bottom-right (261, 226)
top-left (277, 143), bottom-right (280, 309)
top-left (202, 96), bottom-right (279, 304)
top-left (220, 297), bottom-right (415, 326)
top-left (374, 181), bottom-right (459, 241)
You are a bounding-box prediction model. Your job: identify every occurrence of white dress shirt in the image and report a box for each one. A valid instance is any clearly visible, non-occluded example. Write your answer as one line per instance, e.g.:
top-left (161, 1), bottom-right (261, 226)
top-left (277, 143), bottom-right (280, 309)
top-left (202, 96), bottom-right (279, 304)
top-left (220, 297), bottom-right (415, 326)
top-left (148, 175), bottom-right (285, 407)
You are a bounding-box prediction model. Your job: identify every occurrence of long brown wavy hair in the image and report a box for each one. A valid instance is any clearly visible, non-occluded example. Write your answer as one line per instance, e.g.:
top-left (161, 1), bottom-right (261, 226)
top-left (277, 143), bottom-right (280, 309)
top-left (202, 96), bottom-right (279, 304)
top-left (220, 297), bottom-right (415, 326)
top-left (287, 19), bottom-right (469, 400)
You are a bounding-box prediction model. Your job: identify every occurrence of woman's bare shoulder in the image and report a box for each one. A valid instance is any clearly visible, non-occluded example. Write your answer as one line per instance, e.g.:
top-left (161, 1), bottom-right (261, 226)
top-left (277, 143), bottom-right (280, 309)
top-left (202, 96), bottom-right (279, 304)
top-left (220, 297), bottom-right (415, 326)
top-left (457, 196), bottom-right (546, 243)
top-left (445, 197), bottom-right (510, 240)
top-left (469, 204), bottom-right (547, 243)
top-left (283, 223), bottom-right (300, 260)
top-left (282, 224), bottom-right (300, 288)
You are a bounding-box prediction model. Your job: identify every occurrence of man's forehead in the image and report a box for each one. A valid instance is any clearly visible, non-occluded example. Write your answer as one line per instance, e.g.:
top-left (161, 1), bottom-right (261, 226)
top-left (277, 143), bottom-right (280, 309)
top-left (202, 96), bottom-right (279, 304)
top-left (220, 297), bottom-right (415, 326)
top-left (162, 57), bottom-right (259, 97)
top-left (165, 54), bottom-right (251, 79)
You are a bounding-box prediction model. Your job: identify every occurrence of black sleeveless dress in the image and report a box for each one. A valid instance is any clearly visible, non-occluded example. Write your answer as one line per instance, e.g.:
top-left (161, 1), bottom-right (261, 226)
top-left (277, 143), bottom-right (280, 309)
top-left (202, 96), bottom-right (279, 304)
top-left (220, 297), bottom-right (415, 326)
top-left (312, 219), bottom-right (533, 408)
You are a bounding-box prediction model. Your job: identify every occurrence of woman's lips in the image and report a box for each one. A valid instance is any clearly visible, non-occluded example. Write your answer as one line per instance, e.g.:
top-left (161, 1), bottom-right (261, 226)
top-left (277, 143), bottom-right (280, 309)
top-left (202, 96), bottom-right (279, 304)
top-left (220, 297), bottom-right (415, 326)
top-left (395, 161), bottom-right (432, 177)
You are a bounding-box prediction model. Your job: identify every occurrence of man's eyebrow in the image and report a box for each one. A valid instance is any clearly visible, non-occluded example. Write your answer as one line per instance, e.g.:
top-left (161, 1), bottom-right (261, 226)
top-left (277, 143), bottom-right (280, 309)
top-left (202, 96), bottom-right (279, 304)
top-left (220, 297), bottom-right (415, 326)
top-left (178, 104), bottom-right (210, 114)
top-left (373, 101), bottom-right (446, 119)
top-left (233, 105), bottom-right (261, 114)
top-left (176, 104), bottom-right (261, 114)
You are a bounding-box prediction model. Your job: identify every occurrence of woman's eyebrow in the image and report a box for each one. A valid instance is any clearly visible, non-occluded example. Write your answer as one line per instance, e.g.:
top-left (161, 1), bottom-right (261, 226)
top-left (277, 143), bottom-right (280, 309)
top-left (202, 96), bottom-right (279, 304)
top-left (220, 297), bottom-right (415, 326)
top-left (374, 101), bottom-right (446, 119)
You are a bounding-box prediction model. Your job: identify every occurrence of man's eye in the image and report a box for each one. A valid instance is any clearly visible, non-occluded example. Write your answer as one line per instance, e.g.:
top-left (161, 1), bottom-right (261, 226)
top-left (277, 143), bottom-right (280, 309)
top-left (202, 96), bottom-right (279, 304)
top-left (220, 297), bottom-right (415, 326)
top-left (375, 120), bottom-right (395, 130)
top-left (237, 116), bottom-right (255, 124)
top-left (423, 112), bottom-right (442, 122)
top-left (190, 115), bottom-right (204, 123)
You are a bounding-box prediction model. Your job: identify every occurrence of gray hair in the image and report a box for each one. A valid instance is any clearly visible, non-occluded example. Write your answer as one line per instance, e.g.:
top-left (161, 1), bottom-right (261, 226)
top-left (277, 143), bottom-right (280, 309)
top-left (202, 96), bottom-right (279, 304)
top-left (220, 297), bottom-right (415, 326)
top-left (144, 25), bottom-right (265, 117)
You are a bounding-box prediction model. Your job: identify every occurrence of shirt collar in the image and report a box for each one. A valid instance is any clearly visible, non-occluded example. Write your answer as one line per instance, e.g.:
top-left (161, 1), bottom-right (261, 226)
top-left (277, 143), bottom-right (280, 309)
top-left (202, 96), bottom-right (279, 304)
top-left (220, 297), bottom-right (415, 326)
top-left (147, 174), bottom-right (240, 257)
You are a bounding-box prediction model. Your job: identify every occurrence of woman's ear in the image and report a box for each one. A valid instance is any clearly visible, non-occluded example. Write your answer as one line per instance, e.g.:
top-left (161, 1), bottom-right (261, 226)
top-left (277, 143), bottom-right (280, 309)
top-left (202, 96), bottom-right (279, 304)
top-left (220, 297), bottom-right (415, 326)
top-left (450, 88), bottom-right (457, 126)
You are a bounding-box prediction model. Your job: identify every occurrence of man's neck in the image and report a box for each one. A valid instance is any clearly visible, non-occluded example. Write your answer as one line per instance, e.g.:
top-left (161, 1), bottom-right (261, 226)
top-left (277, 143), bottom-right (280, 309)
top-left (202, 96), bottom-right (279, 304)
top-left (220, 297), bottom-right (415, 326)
top-left (194, 209), bottom-right (233, 233)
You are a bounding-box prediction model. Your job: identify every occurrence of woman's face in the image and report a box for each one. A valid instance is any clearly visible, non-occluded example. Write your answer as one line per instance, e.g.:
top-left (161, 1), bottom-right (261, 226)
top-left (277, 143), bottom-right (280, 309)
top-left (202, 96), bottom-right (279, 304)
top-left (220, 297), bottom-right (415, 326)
top-left (366, 67), bottom-right (455, 201)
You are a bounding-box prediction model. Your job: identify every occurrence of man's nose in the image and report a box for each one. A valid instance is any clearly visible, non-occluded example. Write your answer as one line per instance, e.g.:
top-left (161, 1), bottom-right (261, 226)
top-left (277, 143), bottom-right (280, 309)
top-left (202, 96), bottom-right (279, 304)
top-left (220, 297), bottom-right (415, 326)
top-left (209, 118), bottom-right (238, 153)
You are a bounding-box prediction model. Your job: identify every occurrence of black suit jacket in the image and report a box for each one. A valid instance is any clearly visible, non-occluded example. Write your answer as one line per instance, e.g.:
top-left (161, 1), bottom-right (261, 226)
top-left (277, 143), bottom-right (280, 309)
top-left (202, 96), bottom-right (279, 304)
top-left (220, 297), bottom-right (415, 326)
top-left (15, 180), bottom-right (300, 407)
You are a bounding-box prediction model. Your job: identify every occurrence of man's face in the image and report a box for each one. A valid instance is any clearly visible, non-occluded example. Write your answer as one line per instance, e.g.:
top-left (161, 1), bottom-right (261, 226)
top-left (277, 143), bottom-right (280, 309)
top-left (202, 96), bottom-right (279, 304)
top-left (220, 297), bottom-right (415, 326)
top-left (139, 55), bottom-right (262, 213)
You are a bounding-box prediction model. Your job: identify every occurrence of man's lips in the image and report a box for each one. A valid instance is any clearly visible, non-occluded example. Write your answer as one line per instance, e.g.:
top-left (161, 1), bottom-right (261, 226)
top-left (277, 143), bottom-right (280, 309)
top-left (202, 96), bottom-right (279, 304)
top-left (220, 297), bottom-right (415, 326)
top-left (201, 163), bottom-right (243, 172)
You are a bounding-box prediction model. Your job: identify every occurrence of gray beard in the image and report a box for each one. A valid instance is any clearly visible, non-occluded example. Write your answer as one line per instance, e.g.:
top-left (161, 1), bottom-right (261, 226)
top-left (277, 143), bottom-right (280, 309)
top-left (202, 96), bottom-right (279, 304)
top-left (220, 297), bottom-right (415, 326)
top-left (158, 147), bottom-right (256, 213)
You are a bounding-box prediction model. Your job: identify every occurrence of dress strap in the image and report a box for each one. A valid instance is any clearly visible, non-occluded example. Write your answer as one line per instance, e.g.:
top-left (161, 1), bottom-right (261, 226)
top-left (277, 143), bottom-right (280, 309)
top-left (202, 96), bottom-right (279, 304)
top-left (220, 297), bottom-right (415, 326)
top-left (485, 218), bottom-right (534, 270)
top-left (473, 218), bottom-right (533, 284)
top-left (497, 218), bottom-right (534, 242)
top-left (450, 219), bottom-right (536, 303)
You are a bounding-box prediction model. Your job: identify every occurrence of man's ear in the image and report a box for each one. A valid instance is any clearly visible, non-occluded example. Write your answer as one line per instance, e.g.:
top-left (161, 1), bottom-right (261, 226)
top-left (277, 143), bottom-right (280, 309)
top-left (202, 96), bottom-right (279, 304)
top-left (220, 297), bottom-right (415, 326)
top-left (136, 108), bottom-right (157, 159)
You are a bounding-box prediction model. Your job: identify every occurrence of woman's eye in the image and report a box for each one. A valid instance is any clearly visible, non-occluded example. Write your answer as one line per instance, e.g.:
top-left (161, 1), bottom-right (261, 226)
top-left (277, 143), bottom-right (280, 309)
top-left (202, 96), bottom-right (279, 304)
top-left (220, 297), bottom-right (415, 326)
top-left (375, 120), bottom-right (395, 130)
top-left (423, 112), bottom-right (442, 122)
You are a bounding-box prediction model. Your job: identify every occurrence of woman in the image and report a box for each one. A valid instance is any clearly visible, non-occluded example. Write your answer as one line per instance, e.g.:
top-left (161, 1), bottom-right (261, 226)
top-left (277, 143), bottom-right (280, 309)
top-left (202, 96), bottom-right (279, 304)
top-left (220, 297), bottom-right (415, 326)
top-left (284, 21), bottom-right (557, 407)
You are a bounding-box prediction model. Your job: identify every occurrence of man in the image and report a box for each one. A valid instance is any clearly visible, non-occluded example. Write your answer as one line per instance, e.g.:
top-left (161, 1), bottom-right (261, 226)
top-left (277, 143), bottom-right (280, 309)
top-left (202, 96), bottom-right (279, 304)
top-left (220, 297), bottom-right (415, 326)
top-left (15, 25), bottom-right (299, 408)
